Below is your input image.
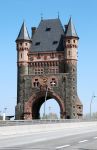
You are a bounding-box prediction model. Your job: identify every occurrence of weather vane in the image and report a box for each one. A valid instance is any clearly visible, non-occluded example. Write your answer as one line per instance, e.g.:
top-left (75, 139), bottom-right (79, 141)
top-left (58, 11), bottom-right (60, 19)
top-left (41, 12), bottom-right (43, 20)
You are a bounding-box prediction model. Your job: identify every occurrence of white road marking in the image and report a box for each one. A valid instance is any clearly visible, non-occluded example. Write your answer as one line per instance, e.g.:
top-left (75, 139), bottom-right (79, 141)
top-left (93, 137), bottom-right (97, 139)
top-left (78, 140), bottom-right (88, 143)
top-left (56, 144), bottom-right (70, 149)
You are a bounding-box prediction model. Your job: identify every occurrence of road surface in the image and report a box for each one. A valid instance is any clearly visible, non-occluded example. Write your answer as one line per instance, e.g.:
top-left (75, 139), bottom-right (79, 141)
top-left (0, 122), bottom-right (97, 149)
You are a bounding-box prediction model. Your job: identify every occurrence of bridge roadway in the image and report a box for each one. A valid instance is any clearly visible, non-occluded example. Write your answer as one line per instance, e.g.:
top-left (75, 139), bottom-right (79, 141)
top-left (0, 121), bottom-right (97, 149)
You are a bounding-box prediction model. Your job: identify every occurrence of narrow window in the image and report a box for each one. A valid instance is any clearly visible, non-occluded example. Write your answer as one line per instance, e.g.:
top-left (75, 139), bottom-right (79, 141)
top-left (68, 51), bottom-right (70, 56)
top-left (37, 82), bottom-right (39, 87)
top-left (21, 53), bottom-right (22, 58)
top-left (33, 82), bottom-right (36, 87)
top-left (73, 40), bottom-right (75, 43)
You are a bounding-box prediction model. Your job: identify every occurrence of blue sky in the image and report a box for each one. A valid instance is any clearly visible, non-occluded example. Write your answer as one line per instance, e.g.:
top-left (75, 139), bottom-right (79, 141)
top-left (0, 0), bottom-right (97, 117)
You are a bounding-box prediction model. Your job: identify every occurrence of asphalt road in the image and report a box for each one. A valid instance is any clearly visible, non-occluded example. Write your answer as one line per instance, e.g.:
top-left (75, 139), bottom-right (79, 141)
top-left (0, 122), bottom-right (97, 150)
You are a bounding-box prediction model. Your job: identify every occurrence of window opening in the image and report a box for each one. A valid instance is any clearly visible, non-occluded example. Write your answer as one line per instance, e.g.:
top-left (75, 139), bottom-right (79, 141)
top-left (53, 41), bottom-right (58, 44)
top-left (73, 40), bottom-right (75, 43)
top-left (34, 68), bottom-right (44, 75)
top-left (33, 79), bottom-right (40, 87)
top-left (35, 42), bottom-right (40, 46)
top-left (21, 53), bottom-right (22, 58)
top-left (50, 78), bottom-right (57, 86)
top-left (35, 79), bottom-right (38, 81)
top-left (68, 51), bottom-right (70, 56)
top-left (46, 27), bottom-right (51, 31)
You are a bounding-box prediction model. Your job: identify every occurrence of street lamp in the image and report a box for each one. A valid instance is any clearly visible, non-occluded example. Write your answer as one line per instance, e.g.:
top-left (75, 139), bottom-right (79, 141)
top-left (43, 82), bottom-right (55, 119)
top-left (90, 95), bottom-right (96, 118)
top-left (3, 107), bottom-right (7, 121)
top-left (43, 85), bottom-right (48, 119)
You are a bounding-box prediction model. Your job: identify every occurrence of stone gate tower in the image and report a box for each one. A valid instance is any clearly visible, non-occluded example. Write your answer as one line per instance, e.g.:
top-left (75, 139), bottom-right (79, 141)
top-left (15, 17), bottom-right (83, 120)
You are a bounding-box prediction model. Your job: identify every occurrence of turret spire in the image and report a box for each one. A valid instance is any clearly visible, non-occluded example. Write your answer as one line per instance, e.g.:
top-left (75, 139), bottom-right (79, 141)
top-left (16, 21), bottom-right (31, 41)
top-left (65, 17), bottom-right (79, 38)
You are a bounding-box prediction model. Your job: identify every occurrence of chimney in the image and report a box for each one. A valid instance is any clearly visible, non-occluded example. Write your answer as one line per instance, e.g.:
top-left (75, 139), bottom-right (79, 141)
top-left (31, 27), bottom-right (36, 38)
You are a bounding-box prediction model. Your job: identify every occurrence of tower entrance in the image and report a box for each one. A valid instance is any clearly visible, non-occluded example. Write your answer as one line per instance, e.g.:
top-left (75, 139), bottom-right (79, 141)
top-left (24, 91), bottom-right (65, 120)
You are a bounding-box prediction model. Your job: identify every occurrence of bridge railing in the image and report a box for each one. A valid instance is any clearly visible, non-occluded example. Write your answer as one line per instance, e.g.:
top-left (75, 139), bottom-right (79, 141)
top-left (0, 118), bottom-right (97, 126)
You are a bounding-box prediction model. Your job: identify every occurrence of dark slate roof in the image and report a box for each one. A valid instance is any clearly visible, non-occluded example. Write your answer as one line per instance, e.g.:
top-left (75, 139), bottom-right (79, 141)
top-left (31, 19), bottom-right (64, 52)
top-left (16, 21), bottom-right (31, 41)
top-left (65, 17), bottom-right (78, 38)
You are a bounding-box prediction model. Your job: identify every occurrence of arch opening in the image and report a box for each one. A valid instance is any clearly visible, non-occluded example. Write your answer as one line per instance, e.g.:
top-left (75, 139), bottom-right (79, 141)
top-left (40, 98), bottom-right (60, 119)
top-left (31, 91), bottom-right (65, 119)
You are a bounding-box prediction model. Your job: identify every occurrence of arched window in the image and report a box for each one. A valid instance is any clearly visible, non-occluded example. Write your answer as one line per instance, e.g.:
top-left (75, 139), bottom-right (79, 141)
top-left (50, 78), bottom-right (57, 86)
top-left (33, 79), bottom-right (40, 87)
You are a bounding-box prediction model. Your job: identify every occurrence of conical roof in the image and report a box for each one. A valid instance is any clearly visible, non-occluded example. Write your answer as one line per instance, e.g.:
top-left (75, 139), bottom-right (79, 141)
top-left (65, 17), bottom-right (79, 38)
top-left (16, 21), bottom-right (31, 41)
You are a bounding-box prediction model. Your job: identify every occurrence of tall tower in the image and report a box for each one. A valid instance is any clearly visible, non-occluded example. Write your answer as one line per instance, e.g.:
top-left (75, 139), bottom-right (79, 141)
top-left (15, 18), bottom-right (83, 120)
top-left (64, 17), bottom-right (82, 119)
top-left (15, 22), bottom-right (32, 119)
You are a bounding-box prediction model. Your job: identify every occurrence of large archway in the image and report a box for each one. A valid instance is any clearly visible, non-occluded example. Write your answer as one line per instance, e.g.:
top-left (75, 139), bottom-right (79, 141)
top-left (24, 91), bottom-right (65, 120)
top-left (40, 98), bottom-right (60, 119)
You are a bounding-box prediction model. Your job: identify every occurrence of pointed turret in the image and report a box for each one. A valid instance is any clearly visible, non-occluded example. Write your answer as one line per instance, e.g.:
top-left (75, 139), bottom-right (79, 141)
top-left (64, 17), bottom-right (83, 119)
top-left (16, 21), bottom-right (32, 79)
top-left (65, 17), bottom-right (79, 39)
top-left (16, 21), bottom-right (31, 41)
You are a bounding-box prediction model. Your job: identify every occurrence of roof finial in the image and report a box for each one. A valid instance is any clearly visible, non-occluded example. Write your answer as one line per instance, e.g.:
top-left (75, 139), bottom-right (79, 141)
top-left (41, 12), bottom-right (43, 20)
top-left (58, 11), bottom-right (60, 19)
top-left (70, 15), bottom-right (72, 20)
